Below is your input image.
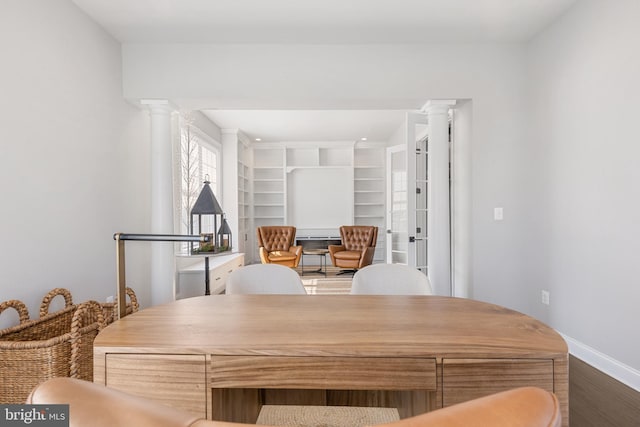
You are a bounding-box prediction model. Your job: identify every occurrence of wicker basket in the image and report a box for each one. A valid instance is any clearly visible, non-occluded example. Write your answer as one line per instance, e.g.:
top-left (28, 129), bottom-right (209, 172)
top-left (0, 288), bottom-right (104, 404)
top-left (101, 287), bottom-right (139, 325)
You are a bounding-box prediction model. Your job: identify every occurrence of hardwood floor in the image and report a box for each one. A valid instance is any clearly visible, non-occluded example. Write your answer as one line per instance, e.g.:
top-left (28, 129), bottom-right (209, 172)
top-left (296, 266), bottom-right (352, 294)
top-left (295, 265), bottom-right (351, 278)
top-left (569, 355), bottom-right (640, 427)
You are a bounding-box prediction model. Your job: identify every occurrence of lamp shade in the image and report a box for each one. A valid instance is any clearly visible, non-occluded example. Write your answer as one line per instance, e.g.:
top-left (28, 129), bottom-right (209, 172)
top-left (219, 220), bottom-right (232, 235)
top-left (191, 180), bottom-right (223, 215)
top-left (218, 216), bottom-right (232, 250)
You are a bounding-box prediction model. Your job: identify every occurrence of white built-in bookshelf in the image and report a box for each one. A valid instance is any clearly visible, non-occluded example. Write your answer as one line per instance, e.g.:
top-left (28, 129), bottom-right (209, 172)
top-left (250, 143), bottom-right (386, 263)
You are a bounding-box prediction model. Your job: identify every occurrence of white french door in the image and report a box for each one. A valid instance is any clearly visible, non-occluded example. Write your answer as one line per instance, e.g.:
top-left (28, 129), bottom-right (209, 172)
top-left (386, 107), bottom-right (453, 296)
top-left (386, 145), bottom-right (408, 264)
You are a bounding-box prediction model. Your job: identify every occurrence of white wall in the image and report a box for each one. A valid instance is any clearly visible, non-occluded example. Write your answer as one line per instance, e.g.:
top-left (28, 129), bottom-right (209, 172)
top-left (0, 0), bottom-right (150, 326)
top-left (525, 0), bottom-right (640, 371)
top-left (121, 43), bottom-right (531, 303)
top-left (122, 43), bottom-right (525, 110)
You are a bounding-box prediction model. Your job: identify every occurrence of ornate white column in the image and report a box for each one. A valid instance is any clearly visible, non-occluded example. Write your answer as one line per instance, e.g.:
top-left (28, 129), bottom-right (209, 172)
top-left (424, 100), bottom-right (455, 296)
top-left (141, 99), bottom-right (176, 306)
top-left (221, 129), bottom-right (240, 246)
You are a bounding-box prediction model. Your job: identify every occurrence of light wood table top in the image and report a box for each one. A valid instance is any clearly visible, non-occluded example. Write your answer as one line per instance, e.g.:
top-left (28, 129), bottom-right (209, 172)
top-left (94, 295), bottom-right (568, 426)
top-left (95, 295), bottom-right (567, 358)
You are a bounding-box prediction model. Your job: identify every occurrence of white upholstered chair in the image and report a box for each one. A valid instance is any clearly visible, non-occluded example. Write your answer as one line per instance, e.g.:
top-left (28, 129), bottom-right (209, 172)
top-left (226, 264), bottom-right (307, 295)
top-left (351, 263), bottom-right (433, 295)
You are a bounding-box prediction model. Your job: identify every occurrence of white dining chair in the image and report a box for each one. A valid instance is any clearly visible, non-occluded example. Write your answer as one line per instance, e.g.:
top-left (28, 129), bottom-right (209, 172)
top-left (226, 264), bottom-right (307, 294)
top-left (350, 263), bottom-right (433, 295)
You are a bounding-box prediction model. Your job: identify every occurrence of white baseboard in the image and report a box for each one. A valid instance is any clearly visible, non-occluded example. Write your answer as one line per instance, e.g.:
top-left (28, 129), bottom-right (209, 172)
top-left (561, 333), bottom-right (640, 392)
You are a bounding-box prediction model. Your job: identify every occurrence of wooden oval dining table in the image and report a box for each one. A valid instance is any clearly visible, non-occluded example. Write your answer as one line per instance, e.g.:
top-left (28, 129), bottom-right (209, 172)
top-left (93, 294), bottom-right (568, 426)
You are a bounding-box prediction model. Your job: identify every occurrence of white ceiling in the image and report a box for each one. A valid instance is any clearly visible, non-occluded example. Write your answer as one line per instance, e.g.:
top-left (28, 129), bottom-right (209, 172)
top-left (202, 110), bottom-right (409, 143)
top-left (72, 0), bottom-right (578, 143)
top-left (72, 0), bottom-right (577, 44)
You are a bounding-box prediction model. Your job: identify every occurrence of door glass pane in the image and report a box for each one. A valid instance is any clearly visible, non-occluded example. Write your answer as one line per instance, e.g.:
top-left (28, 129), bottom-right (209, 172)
top-left (390, 151), bottom-right (407, 260)
top-left (391, 170), bottom-right (407, 253)
top-left (416, 210), bottom-right (427, 239)
top-left (415, 136), bottom-right (428, 271)
top-left (415, 238), bottom-right (427, 270)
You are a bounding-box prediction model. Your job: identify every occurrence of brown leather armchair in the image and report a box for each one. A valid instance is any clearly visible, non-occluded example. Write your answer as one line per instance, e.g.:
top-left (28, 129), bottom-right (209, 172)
top-left (257, 226), bottom-right (302, 268)
top-left (328, 225), bottom-right (378, 273)
top-left (27, 378), bottom-right (561, 427)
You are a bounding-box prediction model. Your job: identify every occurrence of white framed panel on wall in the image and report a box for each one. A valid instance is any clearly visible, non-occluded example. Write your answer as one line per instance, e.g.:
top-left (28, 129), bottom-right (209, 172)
top-left (287, 167), bottom-right (353, 230)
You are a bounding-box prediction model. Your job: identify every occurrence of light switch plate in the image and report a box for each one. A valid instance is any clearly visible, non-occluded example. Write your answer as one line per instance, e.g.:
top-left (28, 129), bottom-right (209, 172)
top-left (494, 207), bottom-right (504, 221)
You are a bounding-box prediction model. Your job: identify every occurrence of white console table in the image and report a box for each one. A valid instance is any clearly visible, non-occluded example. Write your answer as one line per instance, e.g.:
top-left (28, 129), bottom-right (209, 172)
top-left (175, 252), bottom-right (244, 299)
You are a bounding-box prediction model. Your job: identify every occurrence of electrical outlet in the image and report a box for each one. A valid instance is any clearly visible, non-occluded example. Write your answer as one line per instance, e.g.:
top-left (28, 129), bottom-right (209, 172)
top-left (541, 290), bottom-right (550, 305)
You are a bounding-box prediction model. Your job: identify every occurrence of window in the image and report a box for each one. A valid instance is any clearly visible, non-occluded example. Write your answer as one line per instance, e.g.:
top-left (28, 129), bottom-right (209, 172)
top-left (176, 114), bottom-right (221, 253)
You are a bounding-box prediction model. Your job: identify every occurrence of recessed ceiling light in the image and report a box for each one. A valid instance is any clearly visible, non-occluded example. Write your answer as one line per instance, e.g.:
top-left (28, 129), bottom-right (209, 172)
top-left (255, 138), bottom-right (262, 141)
top-left (360, 137), bottom-right (368, 141)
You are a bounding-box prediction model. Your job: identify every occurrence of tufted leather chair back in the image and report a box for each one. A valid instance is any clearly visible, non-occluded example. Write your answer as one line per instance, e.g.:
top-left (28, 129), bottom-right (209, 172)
top-left (257, 226), bottom-right (297, 252)
top-left (340, 226), bottom-right (378, 251)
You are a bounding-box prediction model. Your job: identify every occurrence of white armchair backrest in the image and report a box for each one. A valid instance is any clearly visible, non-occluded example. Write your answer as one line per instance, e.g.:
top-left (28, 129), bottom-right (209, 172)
top-left (226, 264), bottom-right (307, 295)
top-left (351, 263), bottom-right (432, 295)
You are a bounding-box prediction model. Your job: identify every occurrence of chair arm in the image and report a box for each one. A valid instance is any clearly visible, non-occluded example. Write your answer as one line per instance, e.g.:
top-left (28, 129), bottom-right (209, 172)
top-left (259, 247), bottom-right (270, 264)
top-left (358, 246), bottom-right (376, 268)
top-left (328, 244), bottom-right (345, 265)
top-left (288, 245), bottom-right (303, 268)
top-left (376, 387), bottom-right (560, 427)
top-left (27, 378), bottom-right (208, 427)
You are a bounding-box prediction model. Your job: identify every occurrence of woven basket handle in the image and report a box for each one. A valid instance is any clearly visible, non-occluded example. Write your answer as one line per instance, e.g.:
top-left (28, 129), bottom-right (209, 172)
top-left (109, 287), bottom-right (140, 321)
top-left (0, 300), bottom-right (30, 324)
top-left (69, 300), bottom-right (105, 378)
top-left (39, 288), bottom-right (74, 317)
top-left (125, 287), bottom-right (140, 312)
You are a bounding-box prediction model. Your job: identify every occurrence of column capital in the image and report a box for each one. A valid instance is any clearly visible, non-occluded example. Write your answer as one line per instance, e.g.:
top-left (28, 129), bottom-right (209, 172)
top-left (421, 100), bottom-right (456, 115)
top-left (140, 99), bottom-right (177, 115)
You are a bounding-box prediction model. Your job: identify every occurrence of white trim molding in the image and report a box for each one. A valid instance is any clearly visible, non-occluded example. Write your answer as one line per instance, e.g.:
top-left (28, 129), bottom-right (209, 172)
top-left (561, 333), bottom-right (640, 392)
